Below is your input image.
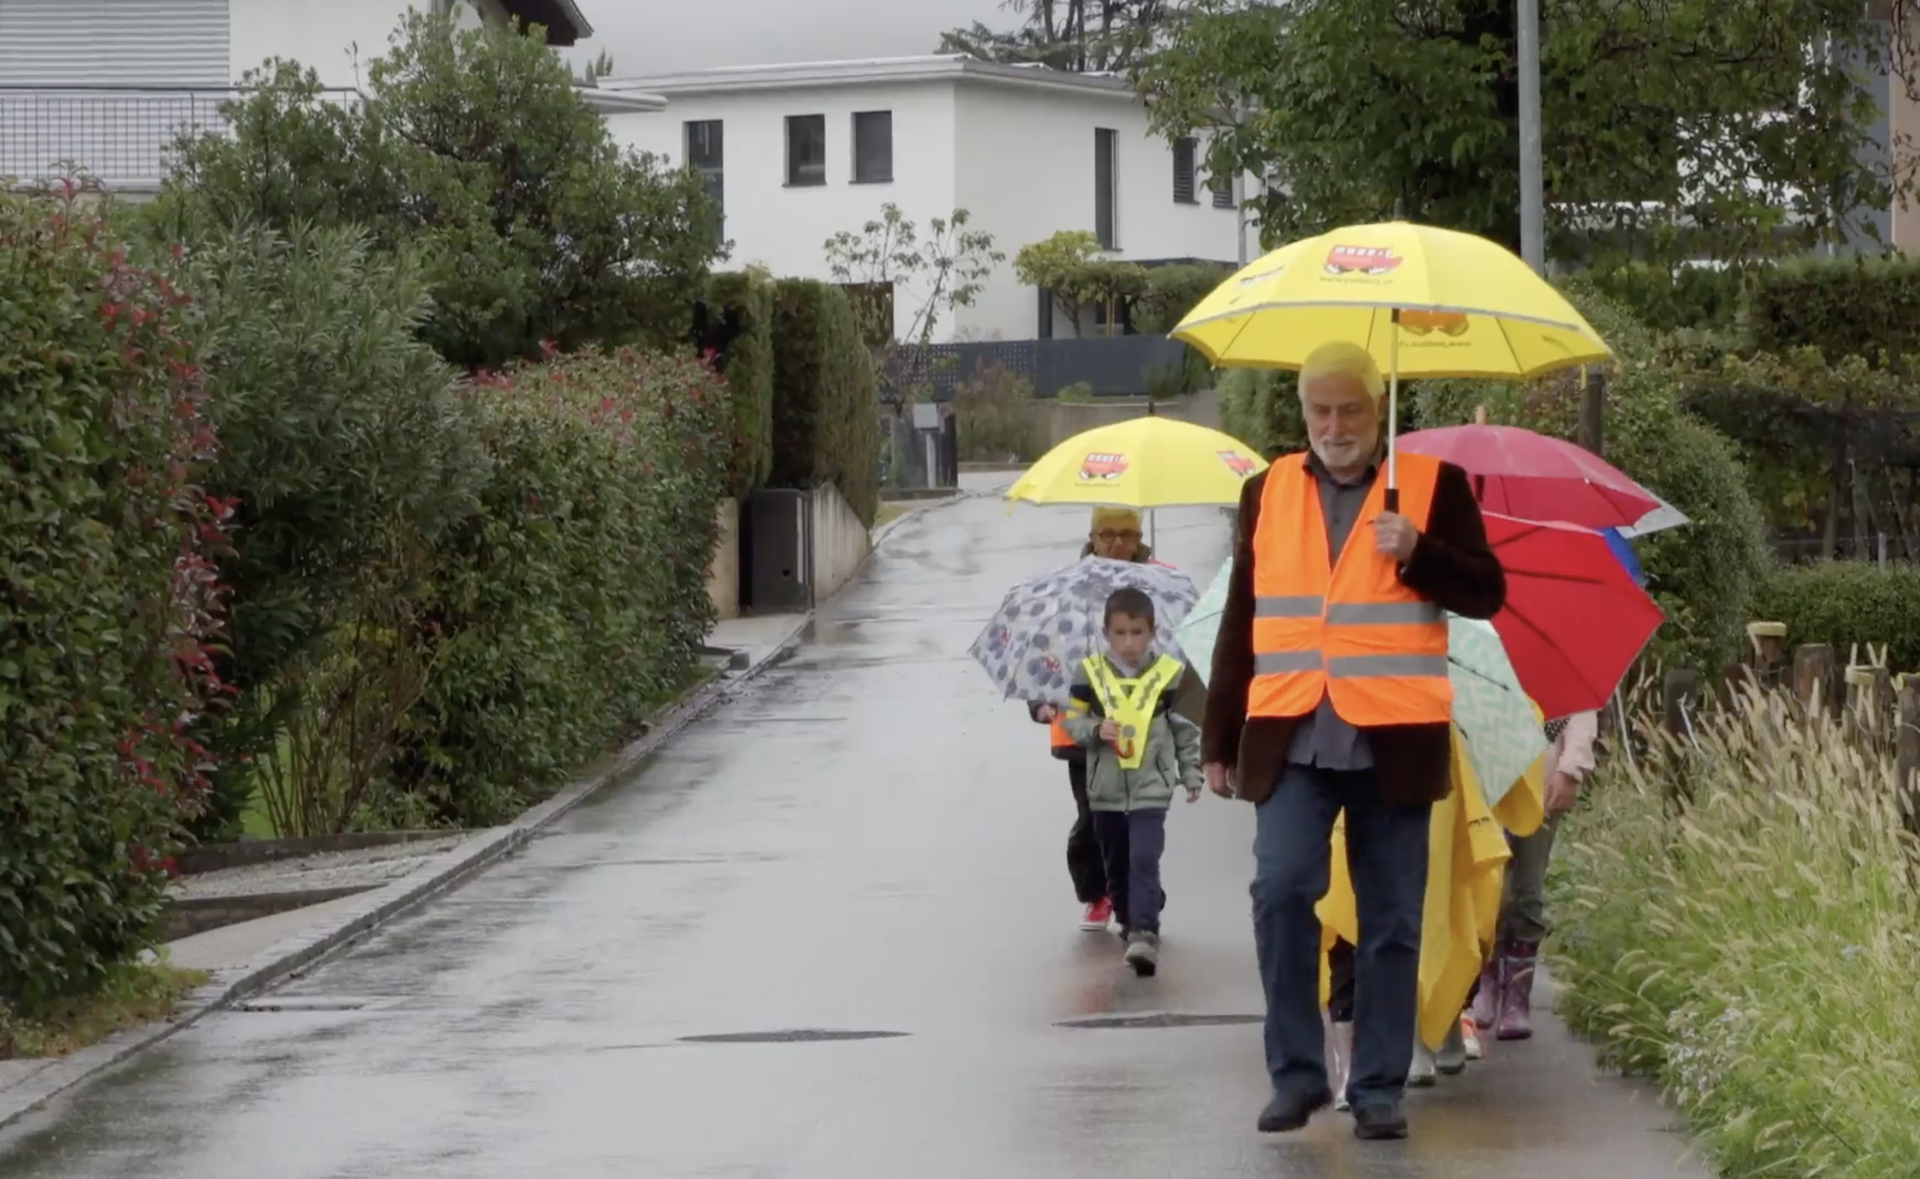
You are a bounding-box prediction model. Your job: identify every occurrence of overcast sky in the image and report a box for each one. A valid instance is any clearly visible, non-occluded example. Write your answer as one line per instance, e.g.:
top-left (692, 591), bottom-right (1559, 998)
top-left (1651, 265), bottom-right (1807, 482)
top-left (563, 0), bottom-right (1012, 77)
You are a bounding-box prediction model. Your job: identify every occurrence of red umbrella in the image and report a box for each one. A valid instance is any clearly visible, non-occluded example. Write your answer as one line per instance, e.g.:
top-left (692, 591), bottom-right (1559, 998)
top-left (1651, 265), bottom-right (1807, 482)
top-left (1398, 423), bottom-right (1660, 530)
top-left (1482, 513), bottom-right (1664, 719)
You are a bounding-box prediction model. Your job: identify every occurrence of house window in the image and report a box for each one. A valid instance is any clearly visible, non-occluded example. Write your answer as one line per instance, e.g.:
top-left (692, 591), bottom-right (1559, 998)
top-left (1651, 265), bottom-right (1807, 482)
top-left (1173, 137), bottom-right (1198, 204)
top-left (852, 110), bottom-right (893, 183)
top-left (1211, 170), bottom-right (1236, 209)
top-left (786, 114), bottom-right (827, 187)
top-left (685, 119), bottom-right (723, 212)
top-left (1095, 127), bottom-right (1118, 248)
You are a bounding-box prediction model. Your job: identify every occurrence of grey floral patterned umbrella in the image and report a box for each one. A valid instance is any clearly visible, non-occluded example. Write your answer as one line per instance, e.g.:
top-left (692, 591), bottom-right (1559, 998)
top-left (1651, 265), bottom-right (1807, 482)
top-left (969, 557), bottom-right (1200, 705)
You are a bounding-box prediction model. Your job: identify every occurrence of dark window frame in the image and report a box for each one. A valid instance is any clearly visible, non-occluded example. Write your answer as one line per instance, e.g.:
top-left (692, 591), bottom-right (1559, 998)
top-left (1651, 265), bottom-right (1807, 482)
top-left (1172, 136), bottom-right (1198, 204)
top-left (785, 113), bottom-right (827, 188)
top-left (852, 110), bottom-right (894, 184)
top-left (1210, 161), bottom-right (1235, 209)
top-left (685, 118), bottom-right (724, 213)
top-left (1095, 127), bottom-right (1118, 249)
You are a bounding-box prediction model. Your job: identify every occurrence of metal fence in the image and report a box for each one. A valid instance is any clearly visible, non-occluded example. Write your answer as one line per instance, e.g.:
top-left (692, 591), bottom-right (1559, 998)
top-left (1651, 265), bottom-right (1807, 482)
top-left (887, 335), bottom-right (1195, 402)
top-left (0, 85), bottom-right (359, 190)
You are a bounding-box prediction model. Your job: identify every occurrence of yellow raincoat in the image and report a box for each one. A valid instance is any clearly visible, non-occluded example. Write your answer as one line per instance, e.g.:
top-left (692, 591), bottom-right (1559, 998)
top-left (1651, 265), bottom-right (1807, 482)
top-left (1316, 721), bottom-right (1547, 1049)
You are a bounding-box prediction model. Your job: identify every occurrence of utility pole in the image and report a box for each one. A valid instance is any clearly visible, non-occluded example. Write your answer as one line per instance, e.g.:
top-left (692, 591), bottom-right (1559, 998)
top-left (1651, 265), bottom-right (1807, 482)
top-left (1517, 0), bottom-right (1544, 273)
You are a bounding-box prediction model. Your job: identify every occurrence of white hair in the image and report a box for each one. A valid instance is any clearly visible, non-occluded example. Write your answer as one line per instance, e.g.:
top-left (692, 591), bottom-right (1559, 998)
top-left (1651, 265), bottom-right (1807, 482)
top-left (1299, 340), bottom-right (1384, 402)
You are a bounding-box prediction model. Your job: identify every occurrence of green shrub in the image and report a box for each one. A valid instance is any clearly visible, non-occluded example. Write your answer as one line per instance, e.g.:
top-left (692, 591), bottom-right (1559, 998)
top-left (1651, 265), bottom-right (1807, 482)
top-left (1753, 560), bottom-right (1920, 671)
top-left (1552, 694), bottom-right (1920, 1179)
top-left (696, 270), bottom-right (776, 498)
top-left (1582, 262), bottom-right (1745, 333)
top-left (1130, 262), bottom-right (1233, 335)
top-left (954, 360), bottom-right (1046, 462)
top-left (1216, 368), bottom-right (1304, 457)
top-left (1415, 280), bottom-right (1769, 672)
top-left (1744, 253), bottom-right (1920, 362)
top-left (0, 188), bottom-right (229, 1010)
top-left (167, 223), bottom-right (481, 839)
top-left (768, 279), bottom-right (881, 525)
top-left (393, 347), bottom-right (729, 827)
top-left (156, 11), bottom-right (723, 370)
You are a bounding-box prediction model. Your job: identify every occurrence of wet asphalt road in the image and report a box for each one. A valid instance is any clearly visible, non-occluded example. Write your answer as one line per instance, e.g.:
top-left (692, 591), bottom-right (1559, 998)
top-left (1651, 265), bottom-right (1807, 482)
top-left (0, 482), bottom-right (1705, 1179)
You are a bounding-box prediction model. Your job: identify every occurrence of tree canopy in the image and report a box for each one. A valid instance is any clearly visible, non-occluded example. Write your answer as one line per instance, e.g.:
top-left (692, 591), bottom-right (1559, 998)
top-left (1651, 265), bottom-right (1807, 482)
top-left (938, 0), bottom-right (1175, 72)
top-left (1135, 0), bottom-right (1910, 265)
top-left (152, 11), bottom-right (723, 370)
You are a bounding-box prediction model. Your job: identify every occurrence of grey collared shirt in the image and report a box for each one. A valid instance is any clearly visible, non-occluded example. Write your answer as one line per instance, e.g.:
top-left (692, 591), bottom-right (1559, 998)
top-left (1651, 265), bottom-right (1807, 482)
top-left (1286, 451), bottom-right (1379, 770)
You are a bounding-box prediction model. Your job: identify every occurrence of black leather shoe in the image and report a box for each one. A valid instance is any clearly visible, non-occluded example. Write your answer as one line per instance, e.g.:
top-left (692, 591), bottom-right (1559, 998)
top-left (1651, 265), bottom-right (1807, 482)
top-left (1352, 1102), bottom-right (1410, 1141)
top-left (1256, 1086), bottom-right (1332, 1133)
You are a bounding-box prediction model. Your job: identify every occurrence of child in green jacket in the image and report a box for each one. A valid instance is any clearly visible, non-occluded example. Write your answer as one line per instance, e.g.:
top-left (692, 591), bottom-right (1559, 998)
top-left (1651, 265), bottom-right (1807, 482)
top-left (1061, 587), bottom-right (1204, 976)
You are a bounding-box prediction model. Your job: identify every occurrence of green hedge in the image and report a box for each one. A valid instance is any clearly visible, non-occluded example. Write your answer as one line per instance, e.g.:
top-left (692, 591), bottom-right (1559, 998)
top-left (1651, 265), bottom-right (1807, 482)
top-left (1753, 560), bottom-right (1920, 671)
top-left (0, 190), bottom-right (229, 1011)
top-left (697, 271), bottom-right (776, 499)
top-left (1744, 254), bottom-right (1920, 362)
top-left (1583, 262), bottom-right (1745, 333)
top-left (1216, 368), bottom-right (1304, 457)
top-left (1415, 279), bottom-right (1770, 673)
top-left (390, 347), bottom-right (728, 828)
top-left (769, 279), bottom-right (881, 525)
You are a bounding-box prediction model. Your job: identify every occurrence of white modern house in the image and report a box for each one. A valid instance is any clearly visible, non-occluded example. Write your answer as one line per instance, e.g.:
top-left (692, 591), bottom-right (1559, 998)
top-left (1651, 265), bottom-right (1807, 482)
top-left (597, 55), bottom-right (1254, 345)
top-left (0, 0), bottom-right (617, 190)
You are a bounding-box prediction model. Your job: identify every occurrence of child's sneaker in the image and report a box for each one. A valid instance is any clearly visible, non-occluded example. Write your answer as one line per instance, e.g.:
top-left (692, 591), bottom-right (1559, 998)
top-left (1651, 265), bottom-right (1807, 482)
top-left (1124, 930), bottom-right (1160, 977)
top-left (1460, 1014), bottom-right (1484, 1061)
top-left (1080, 898), bottom-right (1112, 932)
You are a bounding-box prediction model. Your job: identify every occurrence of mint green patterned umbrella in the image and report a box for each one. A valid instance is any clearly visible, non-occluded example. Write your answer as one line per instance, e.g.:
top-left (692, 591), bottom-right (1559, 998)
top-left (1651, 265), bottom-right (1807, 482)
top-left (1173, 560), bottom-right (1232, 684)
top-left (1447, 615), bottom-right (1545, 806)
top-left (1176, 564), bottom-right (1543, 803)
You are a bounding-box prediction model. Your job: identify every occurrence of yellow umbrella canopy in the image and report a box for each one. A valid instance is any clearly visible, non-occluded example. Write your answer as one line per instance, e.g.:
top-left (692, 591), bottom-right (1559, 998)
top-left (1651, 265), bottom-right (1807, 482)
top-left (1172, 221), bottom-right (1611, 380)
top-left (1006, 416), bottom-right (1268, 510)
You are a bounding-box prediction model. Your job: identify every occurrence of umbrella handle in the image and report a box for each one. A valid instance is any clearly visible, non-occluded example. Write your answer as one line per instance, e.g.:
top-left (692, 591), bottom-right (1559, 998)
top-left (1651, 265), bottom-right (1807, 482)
top-left (1386, 309), bottom-right (1401, 493)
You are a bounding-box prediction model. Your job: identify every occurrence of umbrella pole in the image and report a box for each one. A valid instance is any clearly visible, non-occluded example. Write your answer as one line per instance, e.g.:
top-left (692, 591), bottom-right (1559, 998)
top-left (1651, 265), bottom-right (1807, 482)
top-left (1386, 308), bottom-right (1402, 509)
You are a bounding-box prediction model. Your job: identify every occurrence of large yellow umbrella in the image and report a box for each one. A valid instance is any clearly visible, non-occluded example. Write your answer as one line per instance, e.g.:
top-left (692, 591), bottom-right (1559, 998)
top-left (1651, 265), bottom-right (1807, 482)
top-left (1005, 415), bottom-right (1267, 511)
top-left (1171, 220), bottom-right (1611, 494)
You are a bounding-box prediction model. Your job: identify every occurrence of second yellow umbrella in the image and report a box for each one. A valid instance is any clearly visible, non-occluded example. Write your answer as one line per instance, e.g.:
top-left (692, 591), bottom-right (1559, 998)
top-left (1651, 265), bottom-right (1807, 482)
top-left (1006, 415), bottom-right (1268, 511)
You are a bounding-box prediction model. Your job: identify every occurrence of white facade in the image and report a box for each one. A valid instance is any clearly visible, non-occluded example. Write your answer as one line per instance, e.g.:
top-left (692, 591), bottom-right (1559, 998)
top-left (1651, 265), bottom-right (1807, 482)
top-left (0, 0), bottom-right (598, 189)
top-left (601, 56), bottom-right (1250, 343)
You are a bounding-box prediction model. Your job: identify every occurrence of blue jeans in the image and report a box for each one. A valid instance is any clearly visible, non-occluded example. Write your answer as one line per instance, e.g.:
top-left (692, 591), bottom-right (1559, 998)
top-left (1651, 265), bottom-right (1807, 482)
top-left (1251, 764), bottom-right (1431, 1110)
top-left (1092, 808), bottom-right (1168, 933)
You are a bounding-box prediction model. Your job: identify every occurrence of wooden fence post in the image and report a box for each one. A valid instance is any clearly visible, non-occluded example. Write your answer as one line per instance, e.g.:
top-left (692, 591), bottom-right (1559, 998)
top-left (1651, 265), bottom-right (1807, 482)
top-left (1792, 643), bottom-right (1838, 715)
top-left (1745, 621), bottom-right (1787, 688)
top-left (1898, 676), bottom-right (1920, 837)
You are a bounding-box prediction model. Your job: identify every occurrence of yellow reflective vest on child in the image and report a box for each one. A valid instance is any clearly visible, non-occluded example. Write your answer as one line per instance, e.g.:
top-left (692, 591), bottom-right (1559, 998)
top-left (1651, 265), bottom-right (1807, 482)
top-left (1061, 653), bottom-right (1204, 811)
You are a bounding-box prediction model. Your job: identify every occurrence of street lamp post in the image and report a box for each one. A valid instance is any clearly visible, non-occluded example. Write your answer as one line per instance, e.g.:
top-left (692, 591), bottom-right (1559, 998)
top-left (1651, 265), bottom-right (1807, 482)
top-left (1518, 0), bottom-right (1544, 274)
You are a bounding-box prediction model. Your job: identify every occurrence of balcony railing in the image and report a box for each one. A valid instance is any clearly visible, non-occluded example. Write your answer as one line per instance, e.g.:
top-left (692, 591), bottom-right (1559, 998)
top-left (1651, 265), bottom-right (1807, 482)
top-left (0, 85), bottom-right (360, 192)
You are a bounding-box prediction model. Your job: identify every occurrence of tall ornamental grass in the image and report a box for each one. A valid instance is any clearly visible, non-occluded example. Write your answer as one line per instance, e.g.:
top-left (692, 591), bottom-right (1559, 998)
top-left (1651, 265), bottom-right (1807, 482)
top-left (1551, 687), bottom-right (1920, 1178)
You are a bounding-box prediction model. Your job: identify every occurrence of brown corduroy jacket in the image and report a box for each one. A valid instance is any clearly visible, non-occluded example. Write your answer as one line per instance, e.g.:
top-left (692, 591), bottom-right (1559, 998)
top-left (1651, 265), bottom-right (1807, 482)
top-left (1200, 458), bottom-right (1506, 807)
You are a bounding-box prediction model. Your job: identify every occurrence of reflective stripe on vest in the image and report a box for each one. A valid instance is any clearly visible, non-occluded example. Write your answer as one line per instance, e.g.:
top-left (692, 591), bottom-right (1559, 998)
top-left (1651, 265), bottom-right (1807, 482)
top-left (1082, 653), bottom-right (1184, 770)
top-left (1247, 452), bottom-right (1452, 726)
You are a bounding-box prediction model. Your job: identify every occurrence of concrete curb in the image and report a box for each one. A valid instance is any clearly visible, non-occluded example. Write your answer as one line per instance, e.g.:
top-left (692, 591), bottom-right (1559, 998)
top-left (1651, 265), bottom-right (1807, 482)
top-left (0, 614), bottom-right (812, 1133)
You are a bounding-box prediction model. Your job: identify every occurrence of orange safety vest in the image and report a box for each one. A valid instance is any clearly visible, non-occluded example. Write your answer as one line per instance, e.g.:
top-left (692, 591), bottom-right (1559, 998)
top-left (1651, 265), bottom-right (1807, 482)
top-left (1247, 452), bottom-right (1451, 726)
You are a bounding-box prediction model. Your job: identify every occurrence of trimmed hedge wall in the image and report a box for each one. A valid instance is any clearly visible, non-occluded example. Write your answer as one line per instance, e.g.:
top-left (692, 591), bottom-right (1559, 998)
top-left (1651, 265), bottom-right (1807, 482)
top-left (0, 190), bottom-right (229, 1011)
top-left (769, 279), bottom-right (881, 526)
top-left (1753, 560), bottom-right (1920, 671)
top-left (696, 271), bottom-right (776, 499)
top-left (1744, 254), bottom-right (1920, 362)
top-left (394, 348), bottom-right (730, 828)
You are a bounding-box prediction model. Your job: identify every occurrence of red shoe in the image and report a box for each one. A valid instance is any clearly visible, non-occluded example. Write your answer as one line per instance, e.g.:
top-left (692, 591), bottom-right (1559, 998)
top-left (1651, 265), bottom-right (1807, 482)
top-left (1081, 897), bottom-right (1113, 931)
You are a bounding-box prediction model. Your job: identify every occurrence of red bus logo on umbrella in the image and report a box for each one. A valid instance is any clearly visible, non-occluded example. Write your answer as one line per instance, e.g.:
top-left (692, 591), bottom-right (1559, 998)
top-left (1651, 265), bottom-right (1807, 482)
top-left (1218, 450), bottom-right (1255, 476)
top-left (1079, 452), bottom-right (1129, 481)
top-left (1325, 245), bottom-right (1402, 276)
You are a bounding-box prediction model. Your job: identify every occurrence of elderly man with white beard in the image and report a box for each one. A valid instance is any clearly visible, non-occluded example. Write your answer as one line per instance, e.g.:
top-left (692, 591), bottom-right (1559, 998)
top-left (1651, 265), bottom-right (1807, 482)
top-left (1201, 340), bottom-right (1506, 1141)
